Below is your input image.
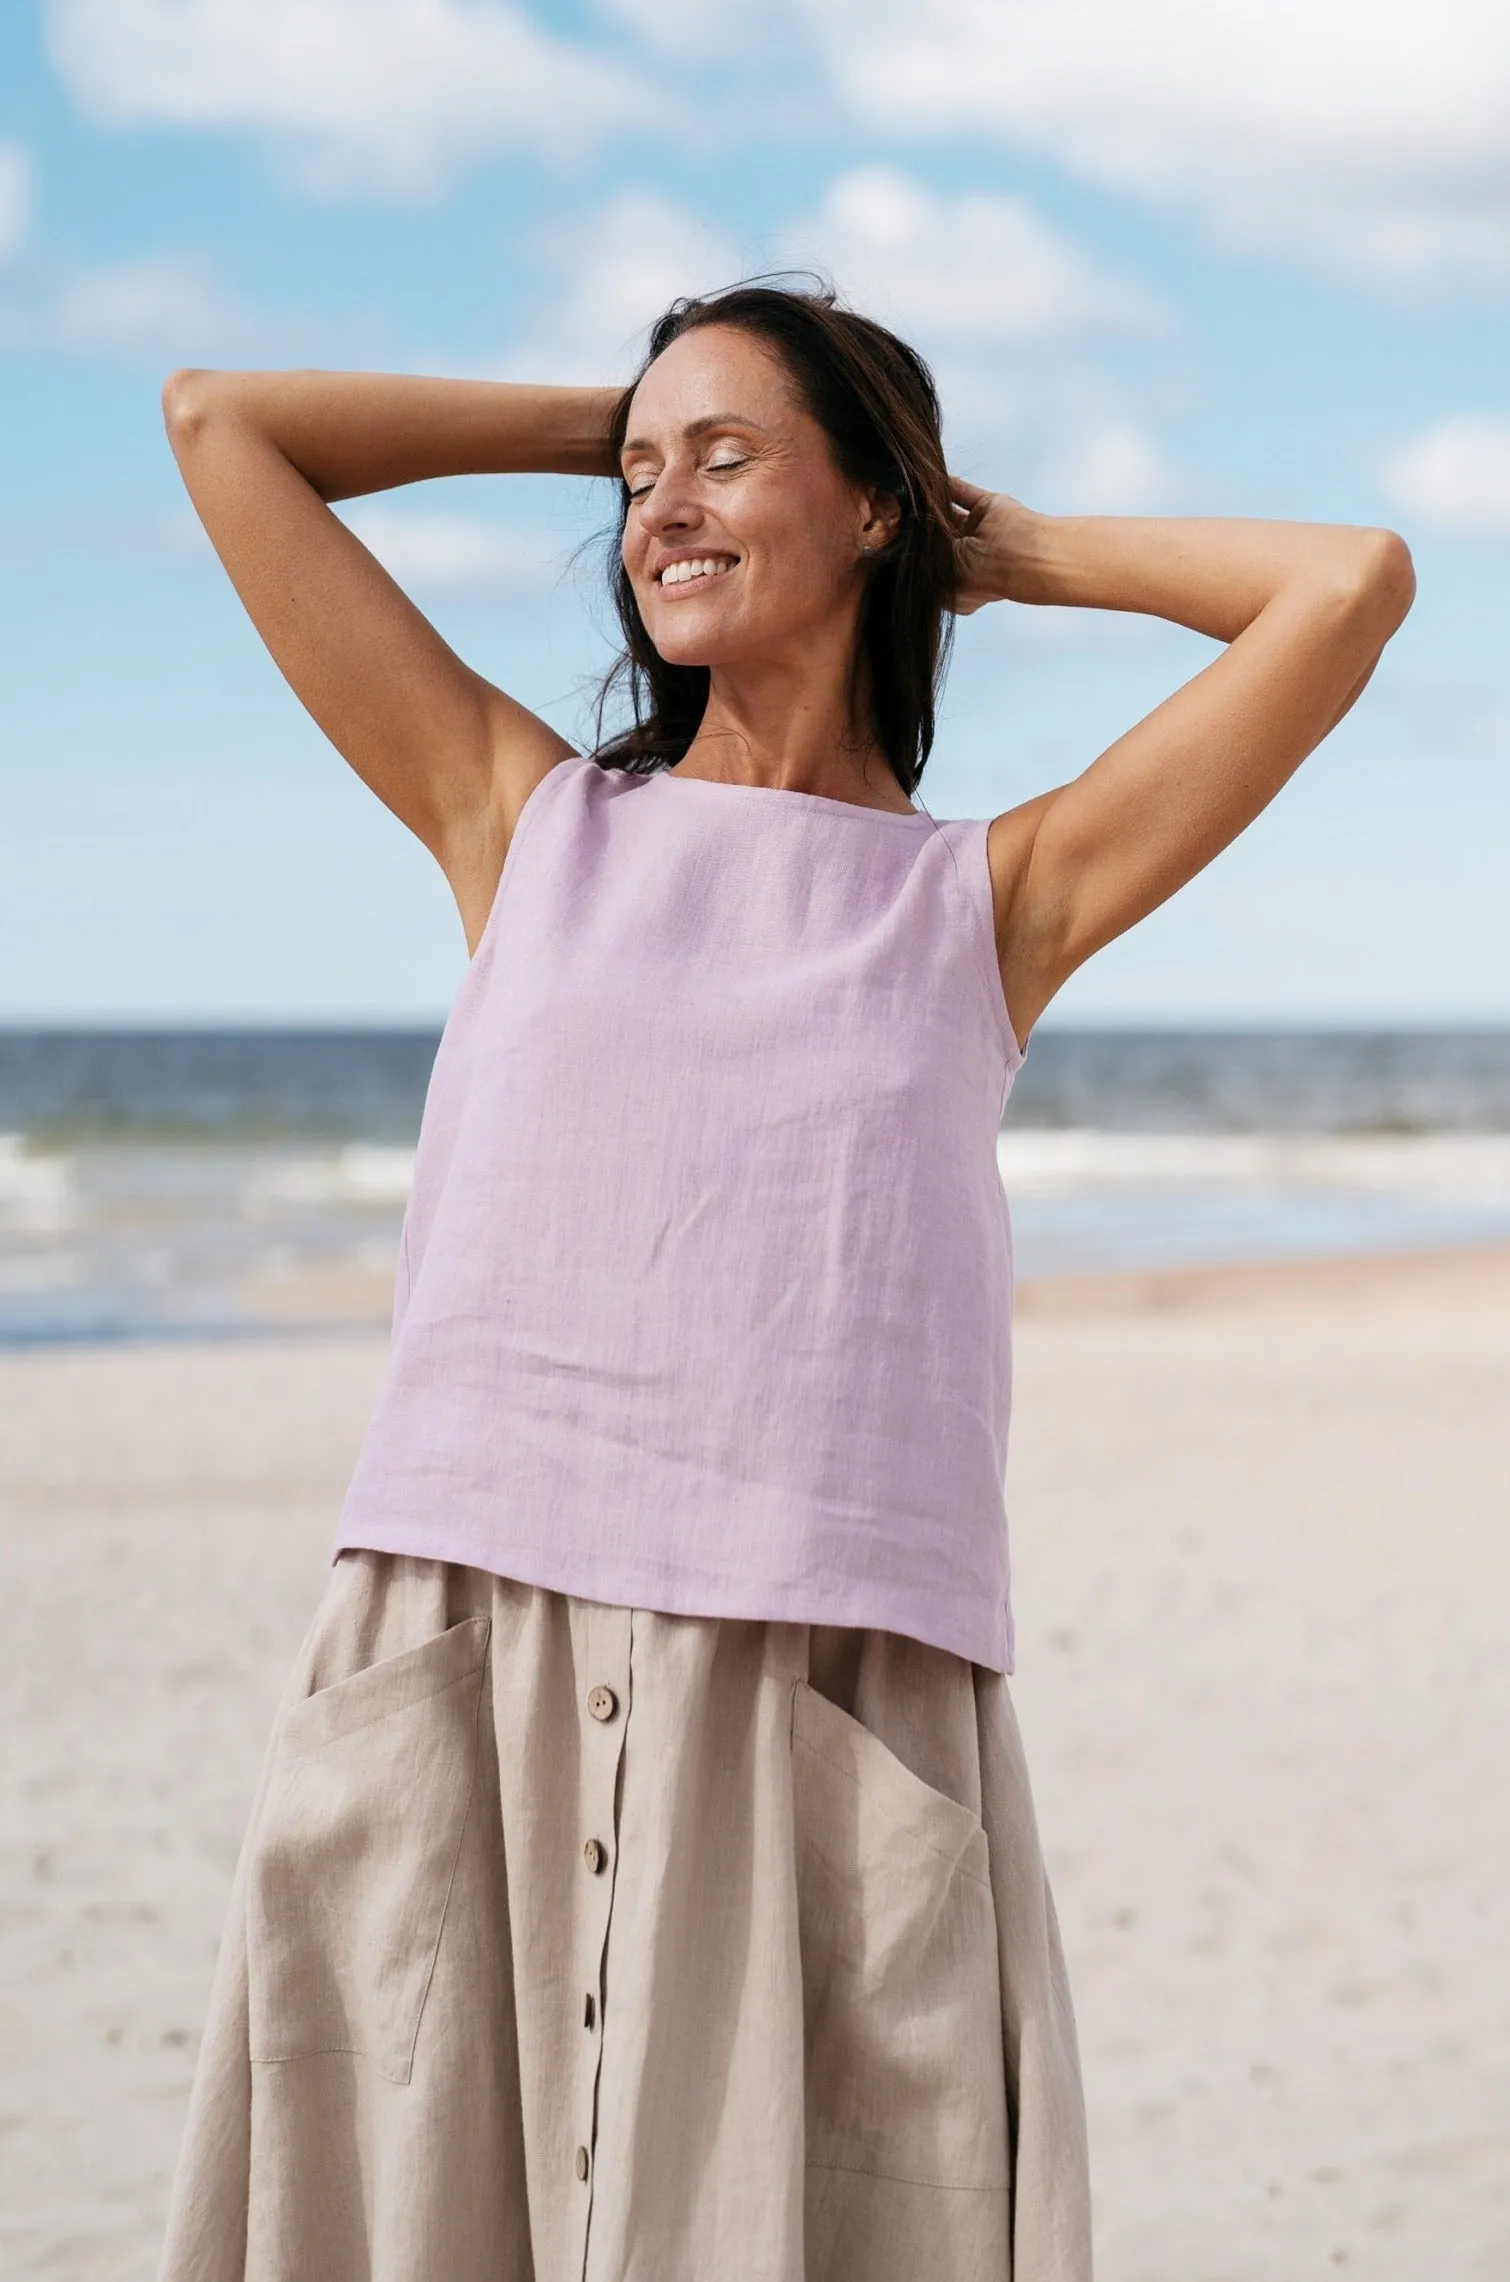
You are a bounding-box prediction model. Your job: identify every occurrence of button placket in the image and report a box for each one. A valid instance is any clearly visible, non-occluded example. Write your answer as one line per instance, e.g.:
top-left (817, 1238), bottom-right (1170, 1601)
top-left (573, 1603), bottom-right (632, 2278)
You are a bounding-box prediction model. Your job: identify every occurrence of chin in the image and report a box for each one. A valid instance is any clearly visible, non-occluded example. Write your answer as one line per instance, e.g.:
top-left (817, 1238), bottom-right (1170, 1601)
top-left (647, 624), bottom-right (745, 671)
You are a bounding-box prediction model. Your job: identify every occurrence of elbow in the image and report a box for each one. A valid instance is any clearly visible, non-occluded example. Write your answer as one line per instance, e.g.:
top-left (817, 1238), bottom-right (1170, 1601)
top-left (161, 366), bottom-right (241, 453)
top-left (1349, 526), bottom-right (1416, 637)
top-left (162, 366), bottom-right (212, 450)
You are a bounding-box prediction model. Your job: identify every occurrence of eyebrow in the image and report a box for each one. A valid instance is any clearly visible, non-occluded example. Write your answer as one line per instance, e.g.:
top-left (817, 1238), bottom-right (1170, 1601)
top-left (619, 413), bottom-right (772, 460)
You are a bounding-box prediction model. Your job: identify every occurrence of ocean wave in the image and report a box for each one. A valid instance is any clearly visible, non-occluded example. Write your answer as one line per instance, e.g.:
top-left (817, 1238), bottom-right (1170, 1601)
top-left (998, 1129), bottom-right (1510, 1203)
top-left (241, 1145), bottom-right (418, 1211)
top-left (0, 1135), bottom-right (73, 1233)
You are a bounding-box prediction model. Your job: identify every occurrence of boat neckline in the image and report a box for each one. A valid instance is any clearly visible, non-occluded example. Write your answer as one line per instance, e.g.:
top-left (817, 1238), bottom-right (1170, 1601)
top-left (646, 768), bottom-right (935, 824)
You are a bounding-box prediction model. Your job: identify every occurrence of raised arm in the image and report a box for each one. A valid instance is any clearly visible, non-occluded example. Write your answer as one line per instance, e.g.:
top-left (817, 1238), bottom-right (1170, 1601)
top-left (161, 370), bottom-right (619, 948)
top-left (954, 486), bottom-right (1416, 1045)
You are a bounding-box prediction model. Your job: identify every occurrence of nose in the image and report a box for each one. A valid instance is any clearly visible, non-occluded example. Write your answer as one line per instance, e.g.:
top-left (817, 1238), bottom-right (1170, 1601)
top-left (636, 460), bottom-right (702, 540)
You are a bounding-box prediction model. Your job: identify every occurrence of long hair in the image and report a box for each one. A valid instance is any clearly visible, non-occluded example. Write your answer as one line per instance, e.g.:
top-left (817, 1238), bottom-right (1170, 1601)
top-left (591, 280), bottom-right (958, 799)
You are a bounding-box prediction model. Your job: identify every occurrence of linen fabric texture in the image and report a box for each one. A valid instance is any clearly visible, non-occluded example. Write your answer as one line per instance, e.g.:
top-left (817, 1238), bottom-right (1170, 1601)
top-left (335, 757), bottom-right (1025, 1673)
top-left (159, 1549), bottom-right (1092, 2282)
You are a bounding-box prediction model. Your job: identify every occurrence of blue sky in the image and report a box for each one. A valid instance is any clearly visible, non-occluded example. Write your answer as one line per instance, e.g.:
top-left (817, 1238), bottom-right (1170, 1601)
top-left (1, 0), bottom-right (1508, 1024)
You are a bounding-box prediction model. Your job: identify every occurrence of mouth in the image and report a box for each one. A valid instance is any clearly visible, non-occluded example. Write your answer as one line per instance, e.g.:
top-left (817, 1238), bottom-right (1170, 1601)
top-left (655, 553), bottom-right (739, 594)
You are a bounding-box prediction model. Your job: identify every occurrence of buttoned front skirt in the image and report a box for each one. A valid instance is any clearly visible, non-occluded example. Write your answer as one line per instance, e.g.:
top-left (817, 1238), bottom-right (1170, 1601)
top-left (158, 1549), bottom-right (1091, 2282)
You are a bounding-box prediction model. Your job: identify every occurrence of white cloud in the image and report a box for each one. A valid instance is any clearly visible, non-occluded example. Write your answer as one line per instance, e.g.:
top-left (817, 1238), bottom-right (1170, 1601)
top-left (797, 0), bottom-right (1510, 283)
top-left (46, 0), bottom-right (642, 193)
top-left (1387, 668), bottom-right (1510, 752)
top-left (780, 168), bottom-right (1161, 347)
top-left (39, 0), bottom-right (1510, 283)
top-left (497, 192), bottom-right (744, 384)
top-left (594, 0), bottom-right (761, 55)
top-left (1379, 417), bottom-right (1510, 538)
top-left (0, 509), bottom-right (209, 560)
top-left (340, 505), bottom-right (563, 588)
top-left (773, 169), bottom-right (1180, 505)
top-left (54, 257), bottom-right (257, 356)
top-left (0, 147), bottom-right (30, 263)
top-left (499, 174), bottom-right (1147, 404)
top-left (1034, 418), bottom-right (1179, 515)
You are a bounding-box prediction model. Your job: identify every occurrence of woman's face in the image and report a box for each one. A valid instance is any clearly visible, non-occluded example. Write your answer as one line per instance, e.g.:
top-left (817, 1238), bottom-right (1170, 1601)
top-left (619, 324), bottom-right (895, 671)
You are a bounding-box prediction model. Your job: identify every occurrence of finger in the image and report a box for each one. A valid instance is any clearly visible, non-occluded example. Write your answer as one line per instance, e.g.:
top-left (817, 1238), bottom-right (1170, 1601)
top-left (948, 477), bottom-right (991, 534)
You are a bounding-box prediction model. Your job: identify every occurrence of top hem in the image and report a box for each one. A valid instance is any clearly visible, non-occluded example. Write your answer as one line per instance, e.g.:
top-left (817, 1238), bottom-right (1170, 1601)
top-left (330, 1516), bottom-right (1016, 1677)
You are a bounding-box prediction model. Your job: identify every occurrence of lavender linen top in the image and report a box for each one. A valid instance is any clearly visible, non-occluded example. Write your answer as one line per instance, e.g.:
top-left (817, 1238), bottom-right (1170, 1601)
top-left (334, 754), bottom-right (1025, 1672)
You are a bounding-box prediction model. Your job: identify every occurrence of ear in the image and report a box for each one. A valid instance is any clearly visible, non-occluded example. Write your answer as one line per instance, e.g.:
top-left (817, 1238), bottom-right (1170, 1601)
top-left (858, 486), bottom-right (903, 556)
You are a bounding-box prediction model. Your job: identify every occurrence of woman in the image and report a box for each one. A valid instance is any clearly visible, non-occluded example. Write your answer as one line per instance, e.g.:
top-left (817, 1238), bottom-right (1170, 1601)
top-left (157, 283), bottom-right (1413, 2282)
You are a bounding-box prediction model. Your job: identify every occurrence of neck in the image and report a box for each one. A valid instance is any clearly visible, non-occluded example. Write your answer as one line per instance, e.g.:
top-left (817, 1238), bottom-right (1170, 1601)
top-left (674, 649), bottom-right (910, 813)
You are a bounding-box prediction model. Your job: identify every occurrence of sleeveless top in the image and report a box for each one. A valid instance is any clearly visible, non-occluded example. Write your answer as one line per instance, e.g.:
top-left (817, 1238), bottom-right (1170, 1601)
top-left (334, 754), bottom-right (1025, 1672)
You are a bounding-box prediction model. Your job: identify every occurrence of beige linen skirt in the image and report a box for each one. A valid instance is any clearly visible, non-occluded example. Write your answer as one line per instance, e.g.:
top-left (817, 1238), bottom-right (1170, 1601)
top-left (159, 1549), bottom-right (1091, 2282)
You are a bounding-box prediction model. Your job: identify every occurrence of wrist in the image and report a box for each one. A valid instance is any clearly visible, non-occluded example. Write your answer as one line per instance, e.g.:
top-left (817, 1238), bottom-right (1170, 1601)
top-left (526, 385), bottom-right (620, 479)
top-left (988, 504), bottom-right (1057, 605)
top-left (575, 386), bottom-right (623, 478)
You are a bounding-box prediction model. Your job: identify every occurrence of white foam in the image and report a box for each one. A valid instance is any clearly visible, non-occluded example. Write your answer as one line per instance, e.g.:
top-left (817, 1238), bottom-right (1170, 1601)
top-left (998, 1129), bottom-right (1510, 1204)
top-left (0, 1134), bottom-right (73, 1234)
top-left (243, 1145), bottom-right (417, 1212)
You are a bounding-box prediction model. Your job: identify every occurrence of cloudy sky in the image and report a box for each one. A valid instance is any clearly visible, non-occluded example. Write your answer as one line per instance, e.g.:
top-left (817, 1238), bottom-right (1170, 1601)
top-left (2, 0), bottom-right (1507, 1023)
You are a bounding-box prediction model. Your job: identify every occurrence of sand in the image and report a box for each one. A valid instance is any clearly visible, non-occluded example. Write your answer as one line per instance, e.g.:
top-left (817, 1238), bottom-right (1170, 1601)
top-left (1, 1251), bottom-right (1507, 2281)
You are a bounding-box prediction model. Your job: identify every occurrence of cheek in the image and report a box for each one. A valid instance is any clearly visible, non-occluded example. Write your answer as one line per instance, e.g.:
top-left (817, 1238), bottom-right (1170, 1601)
top-left (753, 515), bottom-right (855, 616)
top-left (760, 474), bottom-right (859, 581)
top-left (621, 525), bottom-right (657, 616)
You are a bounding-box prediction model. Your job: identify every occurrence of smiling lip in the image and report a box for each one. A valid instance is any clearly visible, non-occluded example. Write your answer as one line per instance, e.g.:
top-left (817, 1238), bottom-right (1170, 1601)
top-left (654, 553), bottom-right (739, 591)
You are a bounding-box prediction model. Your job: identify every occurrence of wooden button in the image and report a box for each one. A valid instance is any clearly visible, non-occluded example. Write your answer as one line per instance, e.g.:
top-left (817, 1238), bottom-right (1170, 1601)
top-left (587, 1685), bottom-right (619, 1722)
top-left (583, 1837), bottom-right (607, 1873)
top-left (574, 2144), bottom-right (590, 2181)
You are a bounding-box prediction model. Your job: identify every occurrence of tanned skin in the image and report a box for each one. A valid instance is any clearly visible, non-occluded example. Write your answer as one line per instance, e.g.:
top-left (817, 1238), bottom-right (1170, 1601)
top-left (163, 327), bottom-right (1414, 1047)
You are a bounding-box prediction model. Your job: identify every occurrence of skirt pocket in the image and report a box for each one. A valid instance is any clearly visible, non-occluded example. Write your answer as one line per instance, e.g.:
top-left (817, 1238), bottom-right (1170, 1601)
top-left (247, 1614), bottom-right (490, 2085)
top-left (790, 1675), bottom-right (1009, 2194)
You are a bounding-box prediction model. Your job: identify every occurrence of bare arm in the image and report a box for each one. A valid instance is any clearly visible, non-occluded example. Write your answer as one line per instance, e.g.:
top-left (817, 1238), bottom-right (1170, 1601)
top-left (162, 370), bottom-right (619, 948)
top-left (953, 486), bottom-right (1416, 1045)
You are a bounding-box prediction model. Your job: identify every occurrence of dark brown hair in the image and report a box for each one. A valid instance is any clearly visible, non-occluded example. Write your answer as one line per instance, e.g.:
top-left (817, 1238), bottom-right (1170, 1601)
top-left (591, 280), bottom-right (958, 798)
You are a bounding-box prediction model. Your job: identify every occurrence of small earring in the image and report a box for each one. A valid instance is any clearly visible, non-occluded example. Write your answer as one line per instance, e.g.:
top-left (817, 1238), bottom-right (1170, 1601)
top-left (860, 543), bottom-right (877, 560)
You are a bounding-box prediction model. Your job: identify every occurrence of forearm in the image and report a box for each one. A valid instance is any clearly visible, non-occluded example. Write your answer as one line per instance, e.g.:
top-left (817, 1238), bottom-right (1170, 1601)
top-left (991, 508), bottom-right (1403, 644)
top-left (163, 368), bottom-right (620, 499)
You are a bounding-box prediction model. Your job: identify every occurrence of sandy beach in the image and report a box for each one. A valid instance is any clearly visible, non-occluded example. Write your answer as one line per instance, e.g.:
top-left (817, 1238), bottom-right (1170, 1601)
top-left (2, 1248), bottom-right (1507, 2281)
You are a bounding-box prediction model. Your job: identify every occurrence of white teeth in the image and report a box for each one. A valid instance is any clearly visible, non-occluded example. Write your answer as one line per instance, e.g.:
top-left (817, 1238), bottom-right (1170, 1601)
top-left (660, 556), bottom-right (733, 585)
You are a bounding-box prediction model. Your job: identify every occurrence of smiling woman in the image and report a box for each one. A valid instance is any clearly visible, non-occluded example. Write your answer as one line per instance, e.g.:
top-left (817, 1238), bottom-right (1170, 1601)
top-left (156, 276), bottom-right (1411, 2282)
top-left (594, 284), bottom-right (958, 795)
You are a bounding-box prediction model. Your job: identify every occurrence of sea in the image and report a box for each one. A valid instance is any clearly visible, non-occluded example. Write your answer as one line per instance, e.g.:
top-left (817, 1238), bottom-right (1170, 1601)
top-left (2, 1027), bottom-right (1509, 1346)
